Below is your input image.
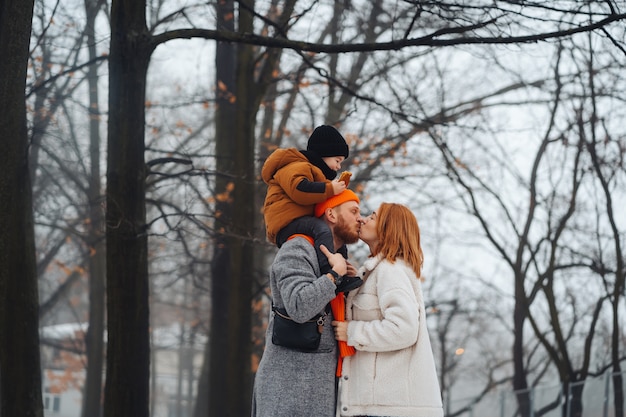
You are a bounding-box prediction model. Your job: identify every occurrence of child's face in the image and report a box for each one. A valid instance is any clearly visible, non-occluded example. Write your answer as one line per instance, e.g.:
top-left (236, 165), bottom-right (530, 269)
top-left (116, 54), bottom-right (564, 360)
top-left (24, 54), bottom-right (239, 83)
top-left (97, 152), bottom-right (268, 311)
top-left (322, 156), bottom-right (345, 171)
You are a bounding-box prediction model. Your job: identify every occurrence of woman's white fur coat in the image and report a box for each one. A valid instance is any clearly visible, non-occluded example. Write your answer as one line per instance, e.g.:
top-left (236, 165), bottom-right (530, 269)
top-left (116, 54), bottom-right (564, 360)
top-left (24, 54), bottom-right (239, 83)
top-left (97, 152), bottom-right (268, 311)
top-left (338, 255), bottom-right (444, 417)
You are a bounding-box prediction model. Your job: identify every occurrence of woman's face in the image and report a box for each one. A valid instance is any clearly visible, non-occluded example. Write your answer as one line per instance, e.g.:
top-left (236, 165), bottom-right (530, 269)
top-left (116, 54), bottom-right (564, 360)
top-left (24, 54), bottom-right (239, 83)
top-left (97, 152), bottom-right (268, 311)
top-left (359, 209), bottom-right (379, 248)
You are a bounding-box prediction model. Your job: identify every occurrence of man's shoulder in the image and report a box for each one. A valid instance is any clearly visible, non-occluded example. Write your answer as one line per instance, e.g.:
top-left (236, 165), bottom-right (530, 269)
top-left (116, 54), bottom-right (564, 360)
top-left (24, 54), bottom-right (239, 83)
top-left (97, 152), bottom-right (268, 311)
top-left (273, 238), bottom-right (318, 272)
top-left (280, 236), bottom-right (316, 251)
top-left (275, 237), bottom-right (317, 262)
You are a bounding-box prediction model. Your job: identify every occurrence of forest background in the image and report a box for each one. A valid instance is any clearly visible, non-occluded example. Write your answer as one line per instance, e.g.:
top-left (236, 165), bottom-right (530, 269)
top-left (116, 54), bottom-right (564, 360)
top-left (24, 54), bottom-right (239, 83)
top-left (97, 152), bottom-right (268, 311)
top-left (1, 1), bottom-right (626, 417)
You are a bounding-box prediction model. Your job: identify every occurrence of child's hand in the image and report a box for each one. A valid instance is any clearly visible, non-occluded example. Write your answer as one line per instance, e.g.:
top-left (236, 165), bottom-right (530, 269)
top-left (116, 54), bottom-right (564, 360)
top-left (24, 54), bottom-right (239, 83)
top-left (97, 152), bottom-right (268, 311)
top-left (331, 179), bottom-right (347, 195)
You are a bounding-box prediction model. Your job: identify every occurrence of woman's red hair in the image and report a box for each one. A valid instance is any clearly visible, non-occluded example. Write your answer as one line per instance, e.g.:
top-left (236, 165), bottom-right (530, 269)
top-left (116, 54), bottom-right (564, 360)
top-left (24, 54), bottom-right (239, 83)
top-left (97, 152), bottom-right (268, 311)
top-left (372, 203), bottom-right (424, 279)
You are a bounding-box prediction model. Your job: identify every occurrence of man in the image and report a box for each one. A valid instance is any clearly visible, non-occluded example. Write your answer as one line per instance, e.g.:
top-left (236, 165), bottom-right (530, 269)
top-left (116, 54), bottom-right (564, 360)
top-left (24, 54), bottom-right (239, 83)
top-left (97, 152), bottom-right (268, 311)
top-left (251, 189), bottom-right (362, 417)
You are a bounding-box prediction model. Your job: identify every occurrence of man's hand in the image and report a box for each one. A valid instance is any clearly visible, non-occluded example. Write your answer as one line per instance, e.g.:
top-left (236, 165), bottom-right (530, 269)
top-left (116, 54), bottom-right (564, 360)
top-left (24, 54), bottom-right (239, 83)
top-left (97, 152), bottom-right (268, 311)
top-left (320, 244), bottom-right (347, 276)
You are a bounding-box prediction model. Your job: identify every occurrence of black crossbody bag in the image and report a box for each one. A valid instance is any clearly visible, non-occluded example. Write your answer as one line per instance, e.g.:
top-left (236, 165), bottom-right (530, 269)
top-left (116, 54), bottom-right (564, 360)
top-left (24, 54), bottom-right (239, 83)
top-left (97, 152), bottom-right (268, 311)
top-left (271, 305), bottom-right (329, 352)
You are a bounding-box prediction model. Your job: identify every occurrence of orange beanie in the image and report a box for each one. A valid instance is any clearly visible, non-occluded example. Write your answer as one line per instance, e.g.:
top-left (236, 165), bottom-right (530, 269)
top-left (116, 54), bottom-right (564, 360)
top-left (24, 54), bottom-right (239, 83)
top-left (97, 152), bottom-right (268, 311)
top-left (314, 189), bottom-right (360, 218)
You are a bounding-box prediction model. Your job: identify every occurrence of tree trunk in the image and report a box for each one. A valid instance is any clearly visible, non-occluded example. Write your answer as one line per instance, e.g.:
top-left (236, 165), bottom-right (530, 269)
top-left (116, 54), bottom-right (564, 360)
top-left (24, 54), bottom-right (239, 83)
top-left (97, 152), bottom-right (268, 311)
top-left (104, 0), bottom-right (152, 416)
top-left (0, 1), bottom-right (43, 416)
top-left (82, 1), bottom-right (106, 416)
top-left (193, 339), bottom-right (210, 417)
top-left (567, 383), bottom-right (584, 417)
top-left (191, 0), bottom-right (238, 409)
top-left (205, 1), bottom-right (257, 415)
top-left (614, 371), bottom-right (624, 417)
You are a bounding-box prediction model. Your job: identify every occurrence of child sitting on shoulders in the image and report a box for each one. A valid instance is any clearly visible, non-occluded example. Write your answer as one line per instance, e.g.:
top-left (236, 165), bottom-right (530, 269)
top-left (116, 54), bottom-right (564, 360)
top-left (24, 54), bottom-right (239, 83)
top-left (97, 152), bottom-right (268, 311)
top-left (261, 125), bottom-right (362, 293)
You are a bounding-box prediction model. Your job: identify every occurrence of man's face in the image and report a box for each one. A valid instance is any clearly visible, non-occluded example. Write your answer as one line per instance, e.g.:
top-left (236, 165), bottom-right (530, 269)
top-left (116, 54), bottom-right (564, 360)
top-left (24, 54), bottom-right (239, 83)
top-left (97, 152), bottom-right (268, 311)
top-left (332, 201), bottom-right (362, 244)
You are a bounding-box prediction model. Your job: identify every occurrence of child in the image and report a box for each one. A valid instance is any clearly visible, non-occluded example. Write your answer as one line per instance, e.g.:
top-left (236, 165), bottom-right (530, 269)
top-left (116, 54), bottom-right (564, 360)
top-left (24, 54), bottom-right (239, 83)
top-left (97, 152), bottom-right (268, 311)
top-left (261, 125), bottom-right (362, 293)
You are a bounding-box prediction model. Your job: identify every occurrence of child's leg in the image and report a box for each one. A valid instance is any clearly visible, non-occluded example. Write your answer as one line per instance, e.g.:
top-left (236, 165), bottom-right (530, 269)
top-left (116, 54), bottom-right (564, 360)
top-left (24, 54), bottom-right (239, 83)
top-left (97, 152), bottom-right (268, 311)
top-left (275, 216), bottom-right (334, 274)
top-left (275, 218), bottom-right (311, 247)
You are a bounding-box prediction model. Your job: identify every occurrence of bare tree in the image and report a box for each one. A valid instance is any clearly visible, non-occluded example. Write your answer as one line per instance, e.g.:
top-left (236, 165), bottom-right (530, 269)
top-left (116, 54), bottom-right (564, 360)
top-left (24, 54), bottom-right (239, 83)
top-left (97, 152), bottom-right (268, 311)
top-left (580, 31), bottom-right (625, 416)
top-left (82, 1), bottom-right (107, 415)
top-left (392, 34), bottom-right (625, 415)
top-left (0, 0), bottom-right (43, 416)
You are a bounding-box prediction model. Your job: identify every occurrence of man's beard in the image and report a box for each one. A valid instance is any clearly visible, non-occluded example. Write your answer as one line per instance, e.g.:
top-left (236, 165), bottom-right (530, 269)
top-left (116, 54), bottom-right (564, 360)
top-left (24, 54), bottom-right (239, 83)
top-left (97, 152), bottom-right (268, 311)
top-left (334, 214), bottom-right (359, 245)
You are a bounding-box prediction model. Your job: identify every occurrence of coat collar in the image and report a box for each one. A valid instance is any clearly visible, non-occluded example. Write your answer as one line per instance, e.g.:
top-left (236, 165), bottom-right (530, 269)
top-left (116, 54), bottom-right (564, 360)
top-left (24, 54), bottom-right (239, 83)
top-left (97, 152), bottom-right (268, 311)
top-left (361, 254), bottom-right (384, 275)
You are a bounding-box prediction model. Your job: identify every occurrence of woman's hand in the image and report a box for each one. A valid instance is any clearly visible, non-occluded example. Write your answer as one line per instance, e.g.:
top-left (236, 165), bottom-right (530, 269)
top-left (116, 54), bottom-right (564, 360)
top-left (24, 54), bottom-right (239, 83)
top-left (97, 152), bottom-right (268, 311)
top-left (332, 320), bottom-right (348, 342)
top-left (345, 261), bottom-right (358, 277)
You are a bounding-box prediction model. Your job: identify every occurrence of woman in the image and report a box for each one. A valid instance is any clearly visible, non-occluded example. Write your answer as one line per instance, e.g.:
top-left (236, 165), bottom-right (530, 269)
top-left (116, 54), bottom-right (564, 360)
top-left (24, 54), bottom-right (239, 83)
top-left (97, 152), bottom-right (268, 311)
top-left (332, 203), bottom-right (444, 417)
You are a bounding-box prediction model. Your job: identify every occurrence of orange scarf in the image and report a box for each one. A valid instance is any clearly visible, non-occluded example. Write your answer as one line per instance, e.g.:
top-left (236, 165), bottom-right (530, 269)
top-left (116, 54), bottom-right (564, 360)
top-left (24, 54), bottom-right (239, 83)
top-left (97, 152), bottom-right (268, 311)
top-left (329, 292), bottom-right (356, 376)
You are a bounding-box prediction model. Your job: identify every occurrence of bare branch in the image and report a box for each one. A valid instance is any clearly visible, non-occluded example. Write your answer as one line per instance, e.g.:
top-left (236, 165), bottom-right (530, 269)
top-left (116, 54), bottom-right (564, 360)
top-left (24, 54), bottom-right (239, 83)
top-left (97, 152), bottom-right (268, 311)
top-left (151, 13), bottom-right (626, 53)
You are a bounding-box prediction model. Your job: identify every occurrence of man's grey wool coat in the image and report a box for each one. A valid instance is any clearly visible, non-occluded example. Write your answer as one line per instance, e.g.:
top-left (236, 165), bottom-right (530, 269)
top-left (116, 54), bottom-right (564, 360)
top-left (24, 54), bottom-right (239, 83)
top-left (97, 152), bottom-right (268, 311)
top-left (252, 237), bottom-right (339, 417)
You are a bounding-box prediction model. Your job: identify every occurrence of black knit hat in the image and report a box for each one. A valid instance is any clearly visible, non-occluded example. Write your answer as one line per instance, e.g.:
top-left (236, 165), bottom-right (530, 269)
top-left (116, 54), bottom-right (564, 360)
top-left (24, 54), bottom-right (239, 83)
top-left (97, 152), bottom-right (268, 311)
top-left (306, 125), bottom-right (349, 159)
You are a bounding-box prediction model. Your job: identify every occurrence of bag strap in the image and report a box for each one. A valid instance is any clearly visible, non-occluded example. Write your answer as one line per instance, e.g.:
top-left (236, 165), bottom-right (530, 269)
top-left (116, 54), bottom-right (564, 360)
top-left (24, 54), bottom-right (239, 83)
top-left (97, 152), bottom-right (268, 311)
top-left (272, 304), bottom-right (330, 323)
